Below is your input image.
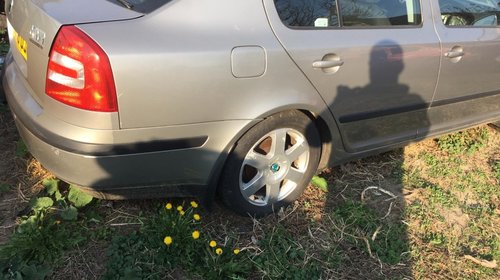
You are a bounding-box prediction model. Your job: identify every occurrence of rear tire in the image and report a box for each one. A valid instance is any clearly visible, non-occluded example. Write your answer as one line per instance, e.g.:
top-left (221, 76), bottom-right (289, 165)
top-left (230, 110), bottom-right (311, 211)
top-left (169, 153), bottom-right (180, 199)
top-left (220, 110), bottom-right (321, 217)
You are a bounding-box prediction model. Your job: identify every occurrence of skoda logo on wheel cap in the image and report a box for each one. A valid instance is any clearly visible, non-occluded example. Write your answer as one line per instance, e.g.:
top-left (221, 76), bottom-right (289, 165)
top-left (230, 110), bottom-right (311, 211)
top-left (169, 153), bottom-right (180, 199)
top-left (270, 163), bottom-right (280, 173)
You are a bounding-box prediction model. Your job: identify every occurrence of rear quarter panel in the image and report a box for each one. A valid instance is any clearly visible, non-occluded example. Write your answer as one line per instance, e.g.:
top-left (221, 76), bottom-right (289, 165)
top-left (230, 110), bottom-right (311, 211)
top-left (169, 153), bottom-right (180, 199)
top-left (79, 0), bottom-right (332, 130)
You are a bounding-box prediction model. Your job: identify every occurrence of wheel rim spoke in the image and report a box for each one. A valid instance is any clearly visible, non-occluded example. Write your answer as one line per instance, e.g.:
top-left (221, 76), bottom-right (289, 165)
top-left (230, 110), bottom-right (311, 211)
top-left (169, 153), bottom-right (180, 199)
top-left (244, 150), bottom-right (269, 170)
top-left (284, 168), bottom-right (304, 185)
top-left (266, 182), bottom-right (281, 204)
top-left (241, 172), bottom-right (265, 198)
top-left (270, 129), bottom-right (287, 157)
top-left (285, 139), bottom-right (308, 163)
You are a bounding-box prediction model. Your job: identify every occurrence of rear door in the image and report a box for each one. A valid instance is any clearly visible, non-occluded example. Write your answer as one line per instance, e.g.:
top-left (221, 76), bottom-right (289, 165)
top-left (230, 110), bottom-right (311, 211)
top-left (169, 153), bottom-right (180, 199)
top-left (427, 0), bottom-right (500, 135)
top-left (264, 0), bottom-right (441, 152)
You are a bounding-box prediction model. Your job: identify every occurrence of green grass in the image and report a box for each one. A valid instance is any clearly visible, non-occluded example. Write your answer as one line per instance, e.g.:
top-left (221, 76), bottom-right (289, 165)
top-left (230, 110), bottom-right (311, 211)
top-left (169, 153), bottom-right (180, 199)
top-left (103, 202), bottom-right (253, 280)
top-left (402, 126), bottom-right (499, 279)
top-left (328, 200), bottom-right (409, 265)
top-left (0, 125), bottom-right (498, 279)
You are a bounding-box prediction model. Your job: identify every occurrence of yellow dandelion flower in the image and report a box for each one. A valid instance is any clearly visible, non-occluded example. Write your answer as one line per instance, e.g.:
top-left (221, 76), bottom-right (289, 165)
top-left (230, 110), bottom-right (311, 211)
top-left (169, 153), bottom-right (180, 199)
top-left (215, 248), bottom-right (223, 255)
top-left (180, 210), bottom-right (185, 216)
top-left (177, 205), bottom-right (183, 211)
top-left (192, 230), bottom-right (200, 239)
top-left (209, 240), bottom-right (217, 248)
top-left (165, 203), bottom-right (173, 210)
top-left (164, 236), bottom-right (173, 246)
top-left (233, 249), bottom-right (240, 255)
top-left (190, 201), bottom-right (199, 208)
top-left (193, 214), bottom-right (201, 221)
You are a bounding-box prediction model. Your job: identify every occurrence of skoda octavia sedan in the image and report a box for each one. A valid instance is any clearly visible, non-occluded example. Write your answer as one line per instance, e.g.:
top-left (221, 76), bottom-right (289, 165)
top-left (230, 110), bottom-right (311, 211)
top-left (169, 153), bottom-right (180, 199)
top-left (2, 0), bottom-right (500, 216)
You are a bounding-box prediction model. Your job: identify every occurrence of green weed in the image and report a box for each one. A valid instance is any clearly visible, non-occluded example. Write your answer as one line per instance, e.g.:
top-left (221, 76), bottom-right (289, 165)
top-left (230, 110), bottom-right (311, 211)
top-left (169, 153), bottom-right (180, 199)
top-left (427, 184), bottom-right (457, 209)
top-left (311, 175), bottom-right (328, 192)
top-left (15, 140), bottom-right (28, 158)
top-left (437, 127), bottom-right (489, 154)
top-left (103, 201), bottom-right (250, 280)
top-left (0, 179), bottom-right (93, 279)
top-left (252, 226), bottom-right (323, 280)
top-left (0, 183), bottom-right (10, 193)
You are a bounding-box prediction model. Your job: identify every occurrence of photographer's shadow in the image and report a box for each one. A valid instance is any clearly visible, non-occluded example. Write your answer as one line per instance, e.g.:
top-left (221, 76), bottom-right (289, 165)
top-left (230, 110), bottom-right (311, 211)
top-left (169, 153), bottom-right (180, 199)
top-left (316, 40), bottom-right (431, 278)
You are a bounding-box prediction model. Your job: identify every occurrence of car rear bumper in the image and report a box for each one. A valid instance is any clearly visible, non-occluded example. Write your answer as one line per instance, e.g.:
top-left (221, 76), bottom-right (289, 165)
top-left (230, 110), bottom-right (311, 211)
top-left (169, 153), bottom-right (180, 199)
top-left (2, 54), bottom-right (254, 193)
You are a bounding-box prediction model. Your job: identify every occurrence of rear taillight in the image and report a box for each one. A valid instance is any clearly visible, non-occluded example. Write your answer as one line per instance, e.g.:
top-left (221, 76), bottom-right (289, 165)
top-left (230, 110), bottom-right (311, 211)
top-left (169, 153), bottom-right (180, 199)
top-left (46, 26), bottom-right (117, 112)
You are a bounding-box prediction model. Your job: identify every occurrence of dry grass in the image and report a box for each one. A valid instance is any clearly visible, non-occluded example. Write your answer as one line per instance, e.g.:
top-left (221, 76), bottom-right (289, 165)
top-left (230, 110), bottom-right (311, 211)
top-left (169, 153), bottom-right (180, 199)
top-left (1, 104), bottom-right (499, 279)
top-left (0, 105), bottom-right (51, 244)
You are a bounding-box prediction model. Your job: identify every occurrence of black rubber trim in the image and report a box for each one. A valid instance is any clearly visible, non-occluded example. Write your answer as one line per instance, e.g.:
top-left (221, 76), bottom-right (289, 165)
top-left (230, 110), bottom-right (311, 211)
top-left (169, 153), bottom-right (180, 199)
top-left (15, 112), bottom-right (207, 156)
top-left (89, 137), bottom-right (209, 156)
top-left (339, 103), bottom-right (428, 123)
top-left (338, 90), bottom-right (500, 124)
top-left (430, 90), bottom-right (499, 108)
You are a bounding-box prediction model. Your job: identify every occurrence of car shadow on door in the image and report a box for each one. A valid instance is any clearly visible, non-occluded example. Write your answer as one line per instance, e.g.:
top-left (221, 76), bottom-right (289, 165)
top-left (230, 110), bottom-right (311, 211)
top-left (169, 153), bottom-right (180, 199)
top-left (306, 40), bottom-right (432, 278)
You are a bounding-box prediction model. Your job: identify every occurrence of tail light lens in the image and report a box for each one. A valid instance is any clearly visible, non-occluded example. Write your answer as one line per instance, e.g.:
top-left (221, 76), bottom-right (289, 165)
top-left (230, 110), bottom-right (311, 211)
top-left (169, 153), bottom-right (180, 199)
top-left (46, 26), bottom-right (117, 112)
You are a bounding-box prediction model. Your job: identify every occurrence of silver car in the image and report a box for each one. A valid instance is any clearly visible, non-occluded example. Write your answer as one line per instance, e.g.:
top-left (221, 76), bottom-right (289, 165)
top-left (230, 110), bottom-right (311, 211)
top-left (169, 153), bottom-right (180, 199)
top-left (2, 0), bottom-right (500, 216)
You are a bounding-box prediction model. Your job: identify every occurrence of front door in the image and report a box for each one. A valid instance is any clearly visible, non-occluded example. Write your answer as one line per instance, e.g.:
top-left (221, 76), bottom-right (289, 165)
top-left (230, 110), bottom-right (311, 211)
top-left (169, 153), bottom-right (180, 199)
top-left (264, 0), bottom-right (441, 152)
top-left (428, 0), bottom-right (500, 135)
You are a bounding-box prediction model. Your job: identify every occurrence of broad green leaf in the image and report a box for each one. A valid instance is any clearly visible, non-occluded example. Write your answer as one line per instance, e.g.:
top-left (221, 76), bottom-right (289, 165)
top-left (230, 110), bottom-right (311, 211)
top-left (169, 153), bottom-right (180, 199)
top-left (17, 216), bottom-right (37, 233)
top-left (60, 206), bottom-right (78, 221)
top-left (32, 197), bottom-right (54, 210)
top-left (42, 178), bottom-right (59, 195)
top-left (311, 176), bottom-right (328, 192)
top-left (68, 186), bottom-right (93, 208)
top-left (43, 178), bottom-right (63, 201)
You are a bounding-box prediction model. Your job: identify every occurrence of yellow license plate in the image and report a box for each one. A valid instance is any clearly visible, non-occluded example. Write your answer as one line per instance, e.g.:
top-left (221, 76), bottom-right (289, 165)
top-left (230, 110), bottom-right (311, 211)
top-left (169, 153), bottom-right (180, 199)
top-left (13, 29), bottom-right (28, 61)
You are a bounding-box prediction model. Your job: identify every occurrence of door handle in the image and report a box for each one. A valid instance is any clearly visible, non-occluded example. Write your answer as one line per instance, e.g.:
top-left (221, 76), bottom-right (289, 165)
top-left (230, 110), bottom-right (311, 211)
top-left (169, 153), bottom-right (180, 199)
top-left (444, 51), bottom-right (465, 58)
top-left (312, 60), bottom-right (344, 68)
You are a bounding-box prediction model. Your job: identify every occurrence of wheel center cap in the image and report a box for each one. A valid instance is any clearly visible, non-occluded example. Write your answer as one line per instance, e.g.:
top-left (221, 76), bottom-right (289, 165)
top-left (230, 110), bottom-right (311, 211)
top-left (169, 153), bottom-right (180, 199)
top-left (270, 163), bottom-right (281, 173)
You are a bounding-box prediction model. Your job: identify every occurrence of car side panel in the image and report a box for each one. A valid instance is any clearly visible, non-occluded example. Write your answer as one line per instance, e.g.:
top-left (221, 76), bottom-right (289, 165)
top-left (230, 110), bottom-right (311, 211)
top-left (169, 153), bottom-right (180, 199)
top-left (78, 0), bottom-right (332, 131)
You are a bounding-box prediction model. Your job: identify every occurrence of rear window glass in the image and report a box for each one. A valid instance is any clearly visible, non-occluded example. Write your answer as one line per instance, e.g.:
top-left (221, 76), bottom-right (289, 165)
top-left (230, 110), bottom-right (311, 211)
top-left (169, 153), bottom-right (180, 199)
top-left (106, 0), bottom-right (172, 13)
top-left (274, 0), bottom-right (339, 27)
top-left (340, 0), bottom-right (422, 27)
top-left (274, 0), bottom-right (422, 28)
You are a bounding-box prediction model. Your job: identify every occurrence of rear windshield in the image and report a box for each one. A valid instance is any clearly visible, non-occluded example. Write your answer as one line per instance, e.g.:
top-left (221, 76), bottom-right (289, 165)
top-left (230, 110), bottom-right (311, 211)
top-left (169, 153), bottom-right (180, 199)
top-left (106, 0), bottom-right (172, 13)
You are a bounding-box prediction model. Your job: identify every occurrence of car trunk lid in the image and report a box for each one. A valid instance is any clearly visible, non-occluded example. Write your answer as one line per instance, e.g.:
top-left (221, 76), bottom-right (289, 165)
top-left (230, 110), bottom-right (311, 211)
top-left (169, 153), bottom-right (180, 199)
top-left (6, 0), bottom-right (142, 105)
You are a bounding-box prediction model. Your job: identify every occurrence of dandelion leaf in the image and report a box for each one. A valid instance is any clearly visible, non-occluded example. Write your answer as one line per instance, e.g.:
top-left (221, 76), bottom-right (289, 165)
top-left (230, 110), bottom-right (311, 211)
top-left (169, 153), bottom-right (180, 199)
top-left (68, 185), bottom-right (93, 208)
top-left (60, 206), bottom-right (78, 221)
top-left (32, 197), bottom-right (54, 210)
top-left (43, 178), bottom-right (63, 201)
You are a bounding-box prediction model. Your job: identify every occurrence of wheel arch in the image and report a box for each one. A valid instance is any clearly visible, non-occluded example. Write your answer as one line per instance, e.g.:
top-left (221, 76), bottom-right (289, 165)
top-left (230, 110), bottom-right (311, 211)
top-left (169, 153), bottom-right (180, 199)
top-left (203, 106), bottom-right (341, 208)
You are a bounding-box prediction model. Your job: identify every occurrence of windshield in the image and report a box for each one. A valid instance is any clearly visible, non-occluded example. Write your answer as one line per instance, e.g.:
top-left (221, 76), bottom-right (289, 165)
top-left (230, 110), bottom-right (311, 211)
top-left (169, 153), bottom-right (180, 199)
top-left (106, 0), bottom-right (172, 13)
